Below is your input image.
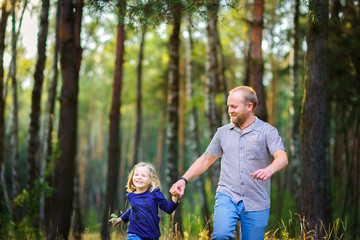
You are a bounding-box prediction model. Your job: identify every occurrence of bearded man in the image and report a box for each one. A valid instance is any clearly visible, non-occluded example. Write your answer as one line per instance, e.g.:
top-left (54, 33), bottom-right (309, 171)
top-left (170, 86), bottom-right (288, 240)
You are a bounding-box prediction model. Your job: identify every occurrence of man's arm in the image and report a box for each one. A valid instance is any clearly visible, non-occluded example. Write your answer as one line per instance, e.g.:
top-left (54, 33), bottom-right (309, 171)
top-left (251, 149), bottom-right (288, 181)
top-left (170, 153), bottom-right (218, 198)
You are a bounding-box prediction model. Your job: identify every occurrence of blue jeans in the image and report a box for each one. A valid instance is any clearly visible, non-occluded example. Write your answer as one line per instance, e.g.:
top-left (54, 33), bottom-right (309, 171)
top-left (127, 233), bottom-right (159, 240)
top-left (212, 192), bottom-right (270, 240)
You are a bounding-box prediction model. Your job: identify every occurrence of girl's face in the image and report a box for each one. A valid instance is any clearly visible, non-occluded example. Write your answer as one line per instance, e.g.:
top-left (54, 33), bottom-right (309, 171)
top-left (132, 166), bottom-right (151, 193)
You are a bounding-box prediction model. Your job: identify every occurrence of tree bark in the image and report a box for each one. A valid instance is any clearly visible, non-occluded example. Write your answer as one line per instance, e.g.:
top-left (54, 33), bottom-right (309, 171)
top-left (0, 0), bottom-right (9, 173)
top-left (0, 0), bottom-right (10, 228)
top-left (10, 0), bottom-right (21, 223)
top-left (25, 0), bottom-right (50, 233)
top-left (166, 1), bottom-right (182, 234)
top-left (49, 0), bottom-right (81, 237)
top-left (299, 0), bottom-right (329, 234)
top-left (216, 33), bottom-right (228, 125)
top-left (133, 26), bottom-right (146, 164)
top-left (352, 116), bottom-right (360, 235)
top-left (205, 0), bottom-right (221, 191)
top-left (155, 109), bottom-right (166, 171)
top-left (289, 0), bottom-right (301, 202)
top-left (42, 0), bottom-right (60, 234)
top-left (72, 166), bottom-right (84, 240)
top-left (72, 0), bottom-right (84, 239)
top-left (185, 14), bottom-right (212, 235)
top-left (27, 0), bottom-right (50, 194)
top-left (243, 32), bottom-right (251, 86)
top-left (101, 1), bottom-right (126, 239)
top-left (249, 0), bottom-right (267, 121)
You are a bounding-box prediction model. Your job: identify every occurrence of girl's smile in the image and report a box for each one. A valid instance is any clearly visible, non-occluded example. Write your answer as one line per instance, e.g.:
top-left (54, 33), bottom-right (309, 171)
top-left (132, 166), bottom-right (151, 193)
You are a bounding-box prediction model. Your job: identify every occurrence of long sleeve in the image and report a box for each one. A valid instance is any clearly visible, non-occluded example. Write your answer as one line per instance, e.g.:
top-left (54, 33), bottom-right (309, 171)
top-left (120, 209), bottom-right (131, 223)
top-left (154, 189), bottom-right (179, 214)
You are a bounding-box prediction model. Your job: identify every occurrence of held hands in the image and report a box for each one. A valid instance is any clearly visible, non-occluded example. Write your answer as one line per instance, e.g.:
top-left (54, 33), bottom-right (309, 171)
top-left (170, 179), bottom-right (186, 198)
top-left (170, 190), bottom-right (180, 203)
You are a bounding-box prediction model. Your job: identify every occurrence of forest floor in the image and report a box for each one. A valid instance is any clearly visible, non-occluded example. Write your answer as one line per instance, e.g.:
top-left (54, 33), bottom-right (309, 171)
top-left (82, 232), bottom-right (201, 240)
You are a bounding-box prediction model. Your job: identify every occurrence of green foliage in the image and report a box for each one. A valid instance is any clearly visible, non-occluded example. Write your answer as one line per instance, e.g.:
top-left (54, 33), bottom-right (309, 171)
top-left (266, 211), bottom-right (349, 240)
top-left (83, 208), bottom-right (102, 233)
top-left (0, 143), bottom-right (59, 240)
top-left (108, 212), bottom-right (118, 223)
top-left (161, 214), bottom-right (211, 240)
top-left (0, 179), bottom-right (53, 239)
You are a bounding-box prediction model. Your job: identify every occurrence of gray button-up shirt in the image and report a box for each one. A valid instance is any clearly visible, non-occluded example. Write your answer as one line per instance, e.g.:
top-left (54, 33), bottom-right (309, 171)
top-left (206, 117), bottom-right (285, 211)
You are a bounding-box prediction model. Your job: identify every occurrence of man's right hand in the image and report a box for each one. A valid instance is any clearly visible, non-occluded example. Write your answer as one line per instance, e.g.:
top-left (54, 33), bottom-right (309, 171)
top-left (170, 179), bottom-right (186, 198)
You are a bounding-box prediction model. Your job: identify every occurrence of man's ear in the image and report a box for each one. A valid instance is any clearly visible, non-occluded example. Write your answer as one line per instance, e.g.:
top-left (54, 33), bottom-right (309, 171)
top-left (246, 102), bottom-right (254, 112)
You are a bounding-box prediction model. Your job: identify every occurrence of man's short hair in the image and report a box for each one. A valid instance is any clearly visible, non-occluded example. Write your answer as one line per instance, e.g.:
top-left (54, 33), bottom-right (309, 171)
top-left (229, 86), bottom-right (258, 111)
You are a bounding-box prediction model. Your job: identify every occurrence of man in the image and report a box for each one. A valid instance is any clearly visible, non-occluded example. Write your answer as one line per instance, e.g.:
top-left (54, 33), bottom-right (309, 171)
top-left (170, 86), bottom-right (288, 240)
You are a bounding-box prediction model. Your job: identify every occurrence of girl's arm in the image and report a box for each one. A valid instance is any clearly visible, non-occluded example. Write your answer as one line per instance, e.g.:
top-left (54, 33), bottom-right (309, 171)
top-left (155, 189), bottom-right (179, 214)
top-left (171, 153), bottom-right (218, 198)
top-left (120, 209), bottom-right (131, 223)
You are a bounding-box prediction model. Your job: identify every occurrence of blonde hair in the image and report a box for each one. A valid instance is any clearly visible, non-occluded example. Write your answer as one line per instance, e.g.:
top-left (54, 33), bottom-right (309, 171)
top-left (126, 162), bottom-right (161, 193)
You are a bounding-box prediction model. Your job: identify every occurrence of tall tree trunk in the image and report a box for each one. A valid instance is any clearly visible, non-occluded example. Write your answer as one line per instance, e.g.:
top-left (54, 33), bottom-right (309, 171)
top-left (155, 109), bottom-right (166, 171)
top-left (133, 26), bottom-right (146, 164)
top-left (101, 1), bottom-right (126, 239)
top-left (0, 0), bottom-right (10, 229)
top-left (72, 165), bottom-right (84, 240)
top-left (42, 0), bottom-right (60, 234)
top-left (340, 126), bottom-right (351, 221)
top-left (10, 0), bottom-right (21, 223)
top-left (299, 0), bottom-right (329, 234)
top-left (49, 0), bottom-right (81, 237)
top-left (72, 0), bottom-right (84, 239)
top-left (352, 116), bottom-right (360, 235)
top-left (205, 0), bottom-right (221, 191)
top-left (166, 1), bottom-right (182, 235)
top-left (289, 0), bottom-right (302, 202)
top-left (185, 14), bottom-right (212, 235)
top-left (179, 62), bottom-right (186, 175)
top-left (26, 0), bottom-right (50, 232)
top-left (216, 31), bottom-right (228, 125)
top-left (27, 0), bottom-right (50, 193)
top-left (1, 0), bottom-right (27, 222)
top-left (249, 0), bottom-right (267, 121)
top-left (0, 0), bottom-right (9, 173)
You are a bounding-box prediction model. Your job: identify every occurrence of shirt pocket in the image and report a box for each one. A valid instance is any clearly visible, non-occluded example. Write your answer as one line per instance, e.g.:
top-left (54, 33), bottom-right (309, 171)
top-left (245, 140), bottom-right (266, 160)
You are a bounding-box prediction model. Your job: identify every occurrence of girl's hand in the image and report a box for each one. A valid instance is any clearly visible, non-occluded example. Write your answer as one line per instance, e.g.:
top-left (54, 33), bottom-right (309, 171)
top-left (171, 191), bottom-right (179, 203)
top-left (112, 217), bottom-right (122, 226)
top-left (170, 179), bottom-right (186, 198)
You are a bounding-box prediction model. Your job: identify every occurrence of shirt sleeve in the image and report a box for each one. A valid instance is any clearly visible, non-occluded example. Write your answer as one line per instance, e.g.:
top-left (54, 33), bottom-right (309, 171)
top-left (205, 130), bottom-right (223, 157)
top-left (120, 209), bottom-right (131, 223)
top-left (153, 188), bottom-right (179, 214)
top-left (266, 127), bottom-right (286, 155)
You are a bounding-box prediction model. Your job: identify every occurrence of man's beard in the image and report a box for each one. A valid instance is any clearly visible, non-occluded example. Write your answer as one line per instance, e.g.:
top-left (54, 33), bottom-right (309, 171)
top-left (230, 115), bottom-right (244, 127)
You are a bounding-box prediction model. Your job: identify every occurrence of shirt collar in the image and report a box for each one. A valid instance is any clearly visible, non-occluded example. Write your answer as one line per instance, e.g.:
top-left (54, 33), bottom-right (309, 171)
top-left (229, 117), bottom-right (260, 132)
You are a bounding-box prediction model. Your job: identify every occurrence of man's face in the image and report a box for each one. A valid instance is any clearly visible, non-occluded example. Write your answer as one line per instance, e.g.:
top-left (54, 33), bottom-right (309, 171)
top-left (227, 92), bottom-right (250, 127)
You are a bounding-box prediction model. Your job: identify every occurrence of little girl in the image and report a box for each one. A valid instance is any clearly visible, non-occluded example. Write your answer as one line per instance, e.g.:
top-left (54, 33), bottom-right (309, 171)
top-left (113, 162), bottom-right (179, 240)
